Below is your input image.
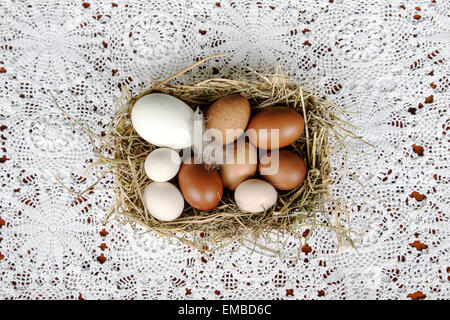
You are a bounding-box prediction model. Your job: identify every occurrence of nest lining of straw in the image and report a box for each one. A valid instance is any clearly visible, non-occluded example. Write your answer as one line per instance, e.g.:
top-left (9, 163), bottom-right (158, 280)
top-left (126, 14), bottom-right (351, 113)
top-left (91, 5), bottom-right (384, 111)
top-left (97, 59), bottom-right (354, 251)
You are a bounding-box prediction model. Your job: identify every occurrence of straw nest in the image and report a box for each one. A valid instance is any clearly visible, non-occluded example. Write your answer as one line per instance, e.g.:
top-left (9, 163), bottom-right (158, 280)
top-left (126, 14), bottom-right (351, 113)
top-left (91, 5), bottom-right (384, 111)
top-left (94, 55), bottom-right (357, 252)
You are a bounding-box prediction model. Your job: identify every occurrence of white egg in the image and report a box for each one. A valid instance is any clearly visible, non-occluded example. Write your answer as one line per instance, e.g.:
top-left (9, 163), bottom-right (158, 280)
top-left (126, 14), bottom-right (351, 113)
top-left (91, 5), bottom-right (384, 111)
top-left (234, 179), bottom-right (277, 213)
top-left (144, 182), bottom-right (184, 221)
top-left (131, 93), bottom-right (194, 149)
top-left (144, 148), bottom-right (181, 182)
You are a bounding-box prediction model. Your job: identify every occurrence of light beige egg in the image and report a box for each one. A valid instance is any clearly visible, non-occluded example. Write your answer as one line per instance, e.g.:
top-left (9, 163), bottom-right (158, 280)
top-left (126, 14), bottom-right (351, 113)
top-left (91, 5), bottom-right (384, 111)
top-left (234, 179), bottom-right (277, 213)
top-left (144, 148), bottom-right (181, 182)
top-left (144, 182), bottom-right (184, 221)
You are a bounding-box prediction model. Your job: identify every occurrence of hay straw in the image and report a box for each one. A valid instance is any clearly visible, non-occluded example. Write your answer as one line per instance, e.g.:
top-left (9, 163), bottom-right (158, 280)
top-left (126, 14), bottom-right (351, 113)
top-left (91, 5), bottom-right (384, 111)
top-left (90, 56), bottom-right (360, 253)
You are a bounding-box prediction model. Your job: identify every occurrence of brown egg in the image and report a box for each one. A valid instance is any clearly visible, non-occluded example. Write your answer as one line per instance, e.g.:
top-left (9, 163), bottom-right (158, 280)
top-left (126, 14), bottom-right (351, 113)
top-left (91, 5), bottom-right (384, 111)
top-left (205, 94), bottom-right (251, 145)
top-left (258, 149), bottom-right (307, 190)
top-left (220, 141), bottom-right (258, 190)
top-left (178, 158), bottom-right (223, 210)
top-left (247, 106), bottom-right (304, 150)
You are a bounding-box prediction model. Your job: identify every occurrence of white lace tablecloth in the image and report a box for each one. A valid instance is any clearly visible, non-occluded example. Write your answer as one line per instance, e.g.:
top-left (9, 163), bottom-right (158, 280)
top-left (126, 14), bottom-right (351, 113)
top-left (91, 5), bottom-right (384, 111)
top-left (0, 0), bottom-right (448, 300)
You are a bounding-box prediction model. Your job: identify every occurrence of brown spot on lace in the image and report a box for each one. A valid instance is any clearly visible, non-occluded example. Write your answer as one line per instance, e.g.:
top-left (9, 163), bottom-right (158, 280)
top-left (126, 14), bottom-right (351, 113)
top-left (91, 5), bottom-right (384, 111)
top-left (407, 291), bottom-right (426, 300)
top-left (73, 173), bottom-right (87, 183)
top-left (302, 244), bottom-right (312, 254)
top-left (97, 254), bottom-right (106, 264)
top-left (424, 95), bottom-right (434, 103)
top-left (100, 243), bottom-right (107, 251)
top-left (413, 14), bottom-right (421, 20)
top-left (410, 191), bottom-right (426, 201)
top-left (0, 155), bottom-right (9, 163)
top-left (408, 107), bottom-right (417, 115)
top-left (0, 252), bottom-right (4, 260)
top-left (185, 288), bottom-right (192, 295)
top-left (412, 144), bottom-right (424, 156)
top-left (302, 28), bottom-right (311, 34)
top-left (318, 290), bottom-right (325, 297)
top-left (409, 240), bottom-right (428, 251)
top-left (71, 195), bottom-right (87, 206)
top-left (286, 289), bottom-right (294, 296)
top-left (0, 67), bottom-right (6, 73)
top-left (99, 229), bottom-right (109, 237)
top-left (82, 2), bottom-right (90, 8)
top-left (0, 217), bottom-right (5, 227)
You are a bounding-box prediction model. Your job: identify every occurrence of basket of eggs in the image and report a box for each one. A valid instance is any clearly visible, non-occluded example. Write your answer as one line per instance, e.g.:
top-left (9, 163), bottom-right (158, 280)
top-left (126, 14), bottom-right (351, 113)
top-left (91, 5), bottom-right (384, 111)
top-left (99, 55), bottom-right (354, 251)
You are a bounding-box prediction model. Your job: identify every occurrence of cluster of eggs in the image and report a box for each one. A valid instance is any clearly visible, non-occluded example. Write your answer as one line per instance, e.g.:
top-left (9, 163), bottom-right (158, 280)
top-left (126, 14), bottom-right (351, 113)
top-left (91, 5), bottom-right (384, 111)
top-left (131, 93), bottom-right (307, 222)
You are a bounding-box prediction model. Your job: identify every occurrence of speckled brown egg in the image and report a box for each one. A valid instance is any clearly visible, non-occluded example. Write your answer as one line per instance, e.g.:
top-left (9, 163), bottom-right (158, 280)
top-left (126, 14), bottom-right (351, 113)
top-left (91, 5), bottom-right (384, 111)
top-left (247, 106), bottom-right (304, 150)
top-left (220, 141), bottom-right (258, 190)
top-left (178, 158), bottom-right (223, 210)
top-left (258, 149), bottom-right (307, 190)
top-left (205, 94), bottom-right (251, 145)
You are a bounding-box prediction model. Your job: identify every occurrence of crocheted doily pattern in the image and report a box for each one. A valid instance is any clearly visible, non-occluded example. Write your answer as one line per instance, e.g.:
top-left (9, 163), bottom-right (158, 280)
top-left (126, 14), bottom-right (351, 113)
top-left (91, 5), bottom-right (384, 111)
top-left (0, 0), bottom-right (448, 299)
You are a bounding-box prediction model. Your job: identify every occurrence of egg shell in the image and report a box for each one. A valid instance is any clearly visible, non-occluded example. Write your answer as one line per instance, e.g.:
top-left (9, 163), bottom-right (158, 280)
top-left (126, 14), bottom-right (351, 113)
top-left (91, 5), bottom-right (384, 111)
top-left (259, 149), bottom-right (307, 190)
top-left (131, 93), bottom-right (194, 149)
top-left (144, 182), bottom-right (184, 221)
top-left (247, 106), bottom-right (304, 150)
top-left (144, 148), bottom-right (181, 182)
top-left (220, 141), bottom-right (257, 190)
top-left (234, 179), bottom-right (277, 213)
top-left (178, 158), bottom-right (223, 210)
top-left (205, 94), bottom-right (251, 145)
